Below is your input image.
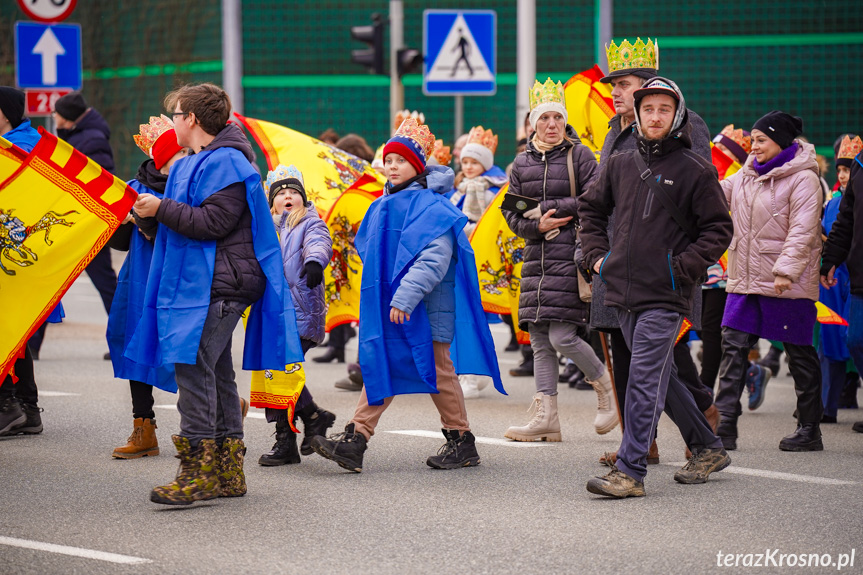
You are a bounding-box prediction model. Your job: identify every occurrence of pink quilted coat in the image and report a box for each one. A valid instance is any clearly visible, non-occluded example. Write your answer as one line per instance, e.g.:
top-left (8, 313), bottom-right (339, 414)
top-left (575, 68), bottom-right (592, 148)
top-left (720, 141), bottom-right (823, 302)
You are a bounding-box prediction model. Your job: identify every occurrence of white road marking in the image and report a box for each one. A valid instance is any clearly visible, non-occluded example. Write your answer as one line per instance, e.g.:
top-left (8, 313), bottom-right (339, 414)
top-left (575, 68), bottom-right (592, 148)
top-left (153, 404), bottom-right (265, 419)
top-left (385, 429), bottom-right (549, 447)
top-left (38, 391), bottom-right (80, 397)
top-left (0, 536), bottom-right (151, 565)
top-left (661, 462), bottom-right (857, 485)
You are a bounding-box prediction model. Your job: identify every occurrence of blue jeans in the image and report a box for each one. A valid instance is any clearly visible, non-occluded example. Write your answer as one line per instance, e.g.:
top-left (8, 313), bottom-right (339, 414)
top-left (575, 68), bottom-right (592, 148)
top-left (616, 308), bottom-right (722, 483)
top-left (847, 295), bottom-right (863, 376)
top-left (175, 300), bottom-right (244, 445)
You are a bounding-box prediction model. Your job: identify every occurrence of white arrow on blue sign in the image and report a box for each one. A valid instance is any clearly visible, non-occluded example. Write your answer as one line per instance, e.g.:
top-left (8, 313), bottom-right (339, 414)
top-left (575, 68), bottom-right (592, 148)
top-left (15, 22), bottom-right (82, 90)
top-left (423, 10), bottom-right (496, 96)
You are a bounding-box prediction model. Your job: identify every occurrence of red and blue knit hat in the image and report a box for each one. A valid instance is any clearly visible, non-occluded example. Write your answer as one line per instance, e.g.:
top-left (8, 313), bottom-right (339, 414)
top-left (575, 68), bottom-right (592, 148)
top-left (382, 117), bottom-right (435, 175)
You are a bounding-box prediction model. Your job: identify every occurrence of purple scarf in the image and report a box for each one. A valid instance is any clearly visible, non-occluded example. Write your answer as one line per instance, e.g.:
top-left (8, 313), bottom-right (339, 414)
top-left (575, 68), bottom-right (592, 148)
top-left (753, 142), bottom-right (798, 177)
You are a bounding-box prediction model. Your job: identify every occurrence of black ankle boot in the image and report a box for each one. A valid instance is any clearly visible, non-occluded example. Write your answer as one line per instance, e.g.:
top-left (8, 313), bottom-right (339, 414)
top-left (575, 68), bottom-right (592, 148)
top-left (310, 423), bottom-right (367, 472)
top-left (426, 429), bottom-right (481, 469)
top-left (313, 347), bottom-right (345, 364)
top-left (299, 407), bottom-right (336, 456)
top-left (779, 423), bottom-right (823, 452)
top-left (258, 421), bottom-right (301, 466)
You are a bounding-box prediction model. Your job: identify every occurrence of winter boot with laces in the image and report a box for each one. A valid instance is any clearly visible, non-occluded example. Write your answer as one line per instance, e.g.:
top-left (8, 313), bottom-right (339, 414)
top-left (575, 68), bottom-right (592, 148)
top-left (0, 397), bottom-right (26, 436)
top-left (427, 429), bottom-right (481, 469)
top-left (113, 418), bottom-right (159, 459)
top-left (258, 420), bottom-right (300, 466)
top-left (150, 436), bottom-right (220, 505)
top-left (504, 392), bottom-right (561, 442)
top-left (587, 370), bottom-right (619, 435)
top-left (310, 423), bottom-right (367, 473)
top-left (779, 423), bottom-right (823, 452)
top-left (299, 407), bottom-right (336, 456)
top-left (586, 464), bottom-right (645, 498)
top-left (673, 447), bottom-right (731, 484)
top-left (217, 438), bottom-right (247, 497)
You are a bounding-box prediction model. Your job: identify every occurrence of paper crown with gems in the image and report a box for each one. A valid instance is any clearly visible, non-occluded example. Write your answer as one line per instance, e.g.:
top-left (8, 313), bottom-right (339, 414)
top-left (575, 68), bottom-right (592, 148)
top-left (712, 124), bottom-right (752, 165)
top-left (133, 115), bottom-right (183, 170)
top-left (383, 118), bottom-right (436, 175)
top-left (460, 126), bottom-right (499, 171)
top-left (393, 109), bottom-right (425, 132)
top-left (432, 140), bottom-right (452, 166)
top-left (602, 37), bottom-right (659, 83)
top-left (528, 78), bottom-right (568, 130)
top-left (836, 135), bottom-right (863, 168)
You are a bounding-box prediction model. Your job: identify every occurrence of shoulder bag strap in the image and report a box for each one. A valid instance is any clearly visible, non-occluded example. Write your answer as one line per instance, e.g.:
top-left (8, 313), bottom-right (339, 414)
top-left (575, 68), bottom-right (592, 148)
top-left (632, 151), bottom-right (699, 243)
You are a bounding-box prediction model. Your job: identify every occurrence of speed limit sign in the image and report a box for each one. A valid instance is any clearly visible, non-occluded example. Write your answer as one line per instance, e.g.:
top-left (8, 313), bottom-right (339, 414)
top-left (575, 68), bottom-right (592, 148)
top-left (16, 0), bottom-right (78, 23)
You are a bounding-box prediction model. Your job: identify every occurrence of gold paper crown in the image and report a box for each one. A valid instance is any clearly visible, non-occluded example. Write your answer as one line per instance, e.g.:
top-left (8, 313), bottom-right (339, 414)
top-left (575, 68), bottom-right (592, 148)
top-left (606, 37), bottom-right (659, 74)
top-left (393, 109), bottom-right (425, 132)
top-left (837, 135), bottom-right (863, 160)
top-left (134, 115), bottom-right (175, 157)
top-left (720, 124), bottom-right (752, 154)
top-left (433, 140), bottom-right (452, 166)
top-left (393, 117), bottom-right (435, 160)
top-left (466, 125), bottom-right (498, 154)
top-left (528, 78), bottom-right (565, 111)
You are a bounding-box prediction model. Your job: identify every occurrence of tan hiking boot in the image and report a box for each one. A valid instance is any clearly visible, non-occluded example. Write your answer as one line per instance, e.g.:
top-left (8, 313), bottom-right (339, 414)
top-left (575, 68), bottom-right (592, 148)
top-left (674, 447), bottom-right (731, 484)
top-left (587, 370), bottom-right (619, 435)
top-left (112, 418), bottom-right (159, 459)
top-left (217, 438), bottom-right (247, 497)
top-left (150, 436), bottom-right (221, 505)
top-left (504, 392), bottom-right (561, 442)
top-left (586, 465), bottom-right (645, 498)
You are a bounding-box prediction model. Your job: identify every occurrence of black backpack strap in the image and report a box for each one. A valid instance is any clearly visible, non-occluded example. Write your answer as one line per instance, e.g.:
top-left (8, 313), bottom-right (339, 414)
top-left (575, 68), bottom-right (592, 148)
top-left (632, 151), bottom-right (699, 243)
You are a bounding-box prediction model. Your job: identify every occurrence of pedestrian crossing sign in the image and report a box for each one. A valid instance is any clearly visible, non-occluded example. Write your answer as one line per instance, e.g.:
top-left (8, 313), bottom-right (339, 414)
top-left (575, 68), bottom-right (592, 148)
top-left (423, 10), bottom-right (496, 96)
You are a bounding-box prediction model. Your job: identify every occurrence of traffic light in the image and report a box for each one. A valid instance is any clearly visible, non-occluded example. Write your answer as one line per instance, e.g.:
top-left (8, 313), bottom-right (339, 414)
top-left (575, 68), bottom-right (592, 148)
top-left (396, 47), bottom-right (423, 77)
top-left (350, 13), bottom-right (385, 75)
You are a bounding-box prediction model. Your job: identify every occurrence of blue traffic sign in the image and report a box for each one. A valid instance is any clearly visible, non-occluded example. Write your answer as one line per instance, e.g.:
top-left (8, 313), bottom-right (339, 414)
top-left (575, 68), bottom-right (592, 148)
top-left (15, 22), bottom-right (82, 90)
top-left (423, 10), bottom-right (496, 96)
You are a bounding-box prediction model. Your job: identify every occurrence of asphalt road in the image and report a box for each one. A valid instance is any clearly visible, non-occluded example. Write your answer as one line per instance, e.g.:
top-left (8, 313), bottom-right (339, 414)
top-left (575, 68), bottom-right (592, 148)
top-left (2, 266), bottom-right (862, 575)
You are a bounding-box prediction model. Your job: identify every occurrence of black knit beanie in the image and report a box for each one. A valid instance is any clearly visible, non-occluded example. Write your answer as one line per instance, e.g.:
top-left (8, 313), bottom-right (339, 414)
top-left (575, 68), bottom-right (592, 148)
top-left (0, 87), bottom-right (25, 129)
top-left (54, 92), bottom-right (88, 121)
top-left (268, 178), bottom-right (307, 208)
top-left (752, 111), bottom-right (803, 150)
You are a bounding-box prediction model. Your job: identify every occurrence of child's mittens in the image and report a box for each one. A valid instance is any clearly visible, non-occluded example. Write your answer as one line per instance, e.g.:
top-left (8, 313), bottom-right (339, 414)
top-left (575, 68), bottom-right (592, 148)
top-left (300, 261), bottom-right (324, 288)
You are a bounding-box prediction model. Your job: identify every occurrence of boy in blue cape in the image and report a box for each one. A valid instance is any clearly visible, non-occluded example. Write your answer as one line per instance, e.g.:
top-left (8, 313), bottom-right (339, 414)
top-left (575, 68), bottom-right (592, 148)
top-left (311, 118), bottom-right (504, 473)
top-left (129, 83), bottom-right (303, 505)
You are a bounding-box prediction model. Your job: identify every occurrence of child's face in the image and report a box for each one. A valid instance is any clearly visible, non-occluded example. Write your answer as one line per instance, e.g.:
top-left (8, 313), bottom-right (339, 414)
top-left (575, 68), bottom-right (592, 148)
top-left (384, 153), bottom-right (418, 185)
top-left (271, 188), bottom-right (304, 215)
top-left (838, 165), bottom-right (850, 188)
top-left (460, 156), bottom-right (484, 179)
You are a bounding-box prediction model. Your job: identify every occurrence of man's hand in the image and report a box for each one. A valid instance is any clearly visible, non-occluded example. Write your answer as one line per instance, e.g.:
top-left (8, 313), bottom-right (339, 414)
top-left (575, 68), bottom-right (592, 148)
top-left (121, 211), bottom-right (134, 225)
top-left (593, 256), bottom-right (605, 274)
top-left (390, 307), bottom-right (411, 324)
top-left (134, 194), bottom-right (162, 218)
top-left (774, 275), bottom-right (793, 296)
top-left (820, 266), bottom-right (837, 290)
top-left (537, 208), bottom-right (573, 233)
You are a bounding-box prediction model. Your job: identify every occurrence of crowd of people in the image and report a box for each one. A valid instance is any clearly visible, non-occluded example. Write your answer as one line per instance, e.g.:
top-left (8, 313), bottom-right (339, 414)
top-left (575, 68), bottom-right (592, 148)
top-left (1, 35), bottom-right (862, 504)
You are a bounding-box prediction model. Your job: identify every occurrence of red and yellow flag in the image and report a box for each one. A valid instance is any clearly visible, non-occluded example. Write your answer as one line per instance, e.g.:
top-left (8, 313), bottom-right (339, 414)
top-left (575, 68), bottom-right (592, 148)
top-left (0, 129), bottom-right (136, 380)
top-left (564, 65), bottom-right (615, 157)
top-left (233, 113), bottom-right (386, 215)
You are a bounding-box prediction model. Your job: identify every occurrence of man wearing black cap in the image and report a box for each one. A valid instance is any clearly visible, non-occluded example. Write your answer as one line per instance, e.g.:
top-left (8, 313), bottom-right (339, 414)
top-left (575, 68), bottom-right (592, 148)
top-left (52, 92), bottom-right (118, 358)
top-left (579, 77), bottom-right (733, 498)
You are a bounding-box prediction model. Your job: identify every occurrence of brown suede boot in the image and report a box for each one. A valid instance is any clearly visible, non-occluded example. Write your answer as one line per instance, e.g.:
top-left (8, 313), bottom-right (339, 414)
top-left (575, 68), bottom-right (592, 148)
top-left (112, 418), bottom-right (159, 459)
top-left (647, 439), bottom-right (660, 464)
top-left (600, 441), bottom-right (658, 467)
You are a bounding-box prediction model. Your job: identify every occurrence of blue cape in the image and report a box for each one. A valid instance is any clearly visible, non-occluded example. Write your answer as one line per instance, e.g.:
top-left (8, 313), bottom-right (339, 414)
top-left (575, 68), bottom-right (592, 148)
top-left (126, 147), bottom-right (303, 370)
top-left (107, 178), bottom-right (177, 392)
top-left (820, 195), bottom-right (850, 361)
top-left (355, 183), bottom-right (505, 406)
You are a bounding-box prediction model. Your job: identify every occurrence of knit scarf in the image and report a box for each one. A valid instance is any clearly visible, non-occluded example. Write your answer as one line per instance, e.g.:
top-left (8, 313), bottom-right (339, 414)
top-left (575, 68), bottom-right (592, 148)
top-left (531, 133), bottom-right (564, 153)
top-left (753, 142), bottom-right (798, 177)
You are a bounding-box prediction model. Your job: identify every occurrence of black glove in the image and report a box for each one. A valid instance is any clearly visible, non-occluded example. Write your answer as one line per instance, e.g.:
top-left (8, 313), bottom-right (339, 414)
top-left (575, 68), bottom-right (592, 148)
top-left (300, 261), bottom-right (324, 288)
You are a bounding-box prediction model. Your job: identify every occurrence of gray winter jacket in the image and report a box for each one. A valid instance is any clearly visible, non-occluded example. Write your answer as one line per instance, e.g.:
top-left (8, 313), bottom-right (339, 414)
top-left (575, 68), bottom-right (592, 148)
top-left (278, 209), bottom-right (333, 344)
top-left (504, 126), bottom-right (598, 328)
top-left (389, 165), bottom-right (459, 344)
top-left (589, 110), bottom-right (711, 330)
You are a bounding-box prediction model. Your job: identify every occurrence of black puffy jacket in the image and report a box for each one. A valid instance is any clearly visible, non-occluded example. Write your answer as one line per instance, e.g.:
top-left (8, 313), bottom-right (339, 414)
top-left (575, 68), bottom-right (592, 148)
top-left (504, 126), bottom-right (598, 327)
top-left (56, 108), bottom-right (115, 173)
top-left (822, 156), bottom-right (863, 293)
top-left (578, 117), bottom-right (733, 317)
top-left (154, 123), bottom-right (266, 306)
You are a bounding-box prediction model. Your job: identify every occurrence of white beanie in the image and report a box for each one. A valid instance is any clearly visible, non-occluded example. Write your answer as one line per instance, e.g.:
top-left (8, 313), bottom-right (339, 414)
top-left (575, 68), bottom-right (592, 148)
top-left (460, 142), bottom-right (494, 171)
top-left (529, 102), bottom-right (568, 131)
